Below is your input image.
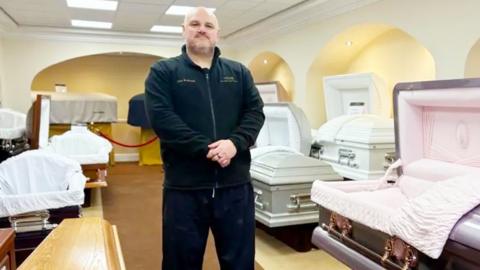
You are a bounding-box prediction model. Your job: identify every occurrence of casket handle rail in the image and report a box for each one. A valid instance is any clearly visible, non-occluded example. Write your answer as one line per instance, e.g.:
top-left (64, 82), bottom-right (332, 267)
top-left (8, 210), bottom-right (58, 233)
top-left (286, 193), bottom-right (317, 211)
top-left (381, 236), bottom-right (418, 270)
top-left (253, 188), bottom-right (267, 210)
top-left (338, 148), bottom-right (358, 168)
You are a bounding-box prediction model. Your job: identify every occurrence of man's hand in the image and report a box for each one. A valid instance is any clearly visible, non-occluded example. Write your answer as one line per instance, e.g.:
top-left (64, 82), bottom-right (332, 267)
top-left (207, 139), bottom-right (237, 168)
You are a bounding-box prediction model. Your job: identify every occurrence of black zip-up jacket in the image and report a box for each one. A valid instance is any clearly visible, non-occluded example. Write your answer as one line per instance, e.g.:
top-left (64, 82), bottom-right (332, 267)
top-left (144, 45), bottom-right (265, 189)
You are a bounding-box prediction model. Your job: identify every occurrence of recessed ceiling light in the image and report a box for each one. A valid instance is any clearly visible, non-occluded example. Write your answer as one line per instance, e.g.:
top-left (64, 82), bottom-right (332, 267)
top-left (71, 20), bottom-right (112, 29)
top-left (66, 0), bottom-right (118, 11)
top-left (345, 40), bottom-right (353, 46)
top-left (150, 25), bottom-right (183, 33)
top-left (263, 59), bottom-right (268, 64)
top-left (165, 5), bottom-right (216, 16)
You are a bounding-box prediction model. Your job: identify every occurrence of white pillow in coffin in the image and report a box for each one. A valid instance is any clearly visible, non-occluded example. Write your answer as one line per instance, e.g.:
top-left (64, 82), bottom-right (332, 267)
top-left (46, 129), bottom-right (112, 165)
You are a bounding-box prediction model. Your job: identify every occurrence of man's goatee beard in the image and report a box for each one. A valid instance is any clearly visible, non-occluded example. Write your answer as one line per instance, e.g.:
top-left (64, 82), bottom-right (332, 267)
top-left (189, 45), bottom-right (214, 55)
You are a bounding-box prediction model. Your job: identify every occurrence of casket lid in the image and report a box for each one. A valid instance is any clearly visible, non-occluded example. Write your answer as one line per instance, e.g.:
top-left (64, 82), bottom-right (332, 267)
top-left (255, 103), bottom-right (312, 156)
top-left (323, 72), bottom-right (390, 120)
top-left (316, 114), bottom-right (394, 144)
top-left (251, 150), bottom-right (341, 185)
top-left (255, 81), bottom-right (290, 103)
top-left (393, 78), bottom-right (480, 169)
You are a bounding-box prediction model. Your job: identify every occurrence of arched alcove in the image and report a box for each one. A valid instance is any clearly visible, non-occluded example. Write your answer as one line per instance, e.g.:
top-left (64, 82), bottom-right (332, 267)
top-left (31, 51), bottom-right (164, 156)
top-left (248, 51), bottom-right (295, 100)
top-left (306, 24), bottom-right (436, 128)
top-left (465, 39), bottom-right (480, 78)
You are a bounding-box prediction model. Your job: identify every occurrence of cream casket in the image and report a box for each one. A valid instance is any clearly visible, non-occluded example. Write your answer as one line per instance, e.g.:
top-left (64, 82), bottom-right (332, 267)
top-left (313, 73), bottom-right (395, 180)
top-left (251, 103), bottom-right (341, 228)
top-left (311, 78), bottom-right (480, 270)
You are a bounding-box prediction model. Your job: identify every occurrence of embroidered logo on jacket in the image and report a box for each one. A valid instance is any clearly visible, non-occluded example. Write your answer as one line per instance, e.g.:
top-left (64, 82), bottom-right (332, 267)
top-left (220, 76), bottom-right (238, 83)
top-left (176, 78), bottom-right (196, 84)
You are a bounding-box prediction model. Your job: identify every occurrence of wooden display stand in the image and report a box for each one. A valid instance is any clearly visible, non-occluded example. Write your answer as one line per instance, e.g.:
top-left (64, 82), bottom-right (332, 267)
top-left (18, 217), bottom-right (125, 270)
top-left (0, 229), bottom-right (16, 270)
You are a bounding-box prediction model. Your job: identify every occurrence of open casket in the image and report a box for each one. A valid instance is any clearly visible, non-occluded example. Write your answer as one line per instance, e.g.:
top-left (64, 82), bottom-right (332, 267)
top-left (0, 109), bottom-right (28, 162)
top-left (30, 95), bottom-right (112, 189)
top-left (312, 73), bottom-right (395, 180)
top-left (251, 103), bottom-right (341, 228)
top-left (311, 78), bottom-right (480, 270)
top-left (0, 149), bottom-right (87, 264)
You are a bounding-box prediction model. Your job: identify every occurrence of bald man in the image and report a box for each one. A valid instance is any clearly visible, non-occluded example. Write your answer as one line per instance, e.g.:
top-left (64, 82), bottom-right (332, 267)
top-left (145, 7), bottom-right (265, 270)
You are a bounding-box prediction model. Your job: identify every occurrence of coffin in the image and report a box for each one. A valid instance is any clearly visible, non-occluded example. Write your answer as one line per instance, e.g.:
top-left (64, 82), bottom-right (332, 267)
top-left (313, 73), bottom-right (395, 180)
top-left (0, 109), bottom-right (28, 162)
top-left (0, 149), bottom-right (86, 265)
top-left (30, 95), bottom-right (111, 188)
top-left (311, 78), bottom-right (480, 269)
top-left (251, 103), bottom-right (341, 228)
top-left (31, 91), bottom-right (117, 124)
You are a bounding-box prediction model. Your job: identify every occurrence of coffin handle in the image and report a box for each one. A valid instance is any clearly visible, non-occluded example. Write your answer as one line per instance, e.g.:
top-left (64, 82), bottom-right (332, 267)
top-left (253, 188), bottom-right (265, 210)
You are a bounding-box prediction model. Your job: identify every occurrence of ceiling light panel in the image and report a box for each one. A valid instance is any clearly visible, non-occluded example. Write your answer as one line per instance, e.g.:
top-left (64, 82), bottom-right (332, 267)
top-left (67, 0), bottom-right (118, 11)
top-left (165, 5), bottom-right (215, 16)
top-left (150, 25), bottom-right (183, 33)
top-left (71, 19), bottom-right (112, 29)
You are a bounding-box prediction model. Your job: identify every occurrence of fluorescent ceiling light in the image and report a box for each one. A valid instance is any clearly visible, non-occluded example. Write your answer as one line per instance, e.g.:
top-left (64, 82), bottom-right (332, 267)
top-left (71, 20), bottom-right (112, 29)
top-left (151, 25), bottom-right (183, 33)
top-left (165, 5), bottom-right (215, 16)
top-left (66, 0), bottom-right (118, 11)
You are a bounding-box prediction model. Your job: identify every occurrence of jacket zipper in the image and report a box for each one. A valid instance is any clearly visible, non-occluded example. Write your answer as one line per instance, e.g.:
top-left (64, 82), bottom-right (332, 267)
top-left (205, 71), bottom-right (218, 198)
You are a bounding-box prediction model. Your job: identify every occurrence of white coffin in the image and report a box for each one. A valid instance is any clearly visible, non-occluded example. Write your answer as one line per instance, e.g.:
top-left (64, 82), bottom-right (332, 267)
top-left (311, 78), bottom-right (480, 264)
top-left (314, 73), bottom-right (395, 180)
top-left (33, 96), bottom-right (112, 165)
top-left (0, 149), bottom-right (87, 217)
top-left (316, 114), bottom-right (395, 180)
top-left (251, 103), bottom-right (341, 227)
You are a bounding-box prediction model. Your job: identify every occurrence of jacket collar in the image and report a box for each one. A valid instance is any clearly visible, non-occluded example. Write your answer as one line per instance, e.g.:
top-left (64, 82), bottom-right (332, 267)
top-left (181, 44), bottom-right (221, 69)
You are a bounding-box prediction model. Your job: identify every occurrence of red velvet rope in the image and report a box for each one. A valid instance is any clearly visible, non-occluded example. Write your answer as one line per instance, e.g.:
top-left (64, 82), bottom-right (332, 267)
top-left (97, 131), bottom-right (158, 148)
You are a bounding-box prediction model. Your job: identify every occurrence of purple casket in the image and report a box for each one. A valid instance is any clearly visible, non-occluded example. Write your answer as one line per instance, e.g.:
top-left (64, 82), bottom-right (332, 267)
top-left (311, 78), bottom-right (480, 270)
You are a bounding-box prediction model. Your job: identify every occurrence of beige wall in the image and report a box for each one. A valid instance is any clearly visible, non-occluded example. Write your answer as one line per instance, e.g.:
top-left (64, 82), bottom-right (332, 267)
top-left (1, 0), bottom-right (480, 132)
top-left (465, 39), bottom-right (480, 77)
top-left (249, 52), bottom-right (294, 99)
top-left (347, 29), bottom-right (435, 116)
top-left (31, 53), bottom-right (160, 155)
top-left (1, 37), bottom-right (181, 113)
top-left (232, 0), bottom-right (480, 127)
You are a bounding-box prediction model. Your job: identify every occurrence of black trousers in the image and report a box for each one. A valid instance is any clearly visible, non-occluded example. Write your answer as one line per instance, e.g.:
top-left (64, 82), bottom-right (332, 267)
top-left (162, 182), bottom-right (255, 270)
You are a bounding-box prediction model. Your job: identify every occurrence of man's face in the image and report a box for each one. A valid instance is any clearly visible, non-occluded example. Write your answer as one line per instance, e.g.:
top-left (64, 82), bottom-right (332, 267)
top-left (183, 9), bottom-right (219, 55)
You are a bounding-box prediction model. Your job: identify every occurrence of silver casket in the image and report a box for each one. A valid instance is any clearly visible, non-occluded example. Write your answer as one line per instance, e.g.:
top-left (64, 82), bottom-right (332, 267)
top-left (250, 103), bottom-right (341, 228)
top-left (313, 72), bottom-right (395, 180)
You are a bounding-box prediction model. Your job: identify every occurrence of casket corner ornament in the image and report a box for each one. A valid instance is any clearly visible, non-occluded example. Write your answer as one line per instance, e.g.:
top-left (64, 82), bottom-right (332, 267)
top-left (325, 211), bottom-right (352, 239)
top-left (382, 236), bottom-right (419, 270)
